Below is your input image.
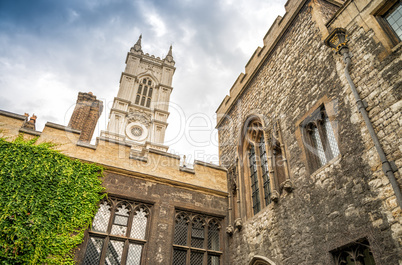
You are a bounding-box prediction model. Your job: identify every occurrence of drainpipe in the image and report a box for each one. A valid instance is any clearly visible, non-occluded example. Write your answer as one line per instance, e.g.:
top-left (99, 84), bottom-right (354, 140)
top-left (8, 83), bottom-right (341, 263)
top-left (339, 46), bottom-right (402, 209)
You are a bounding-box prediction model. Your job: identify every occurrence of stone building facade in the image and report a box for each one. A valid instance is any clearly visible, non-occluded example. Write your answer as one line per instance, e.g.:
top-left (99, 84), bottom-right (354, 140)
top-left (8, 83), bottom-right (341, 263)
top-left (216, 0), bottom-right (402, 264)
top-left (1, 0), bottom-right (401, 264)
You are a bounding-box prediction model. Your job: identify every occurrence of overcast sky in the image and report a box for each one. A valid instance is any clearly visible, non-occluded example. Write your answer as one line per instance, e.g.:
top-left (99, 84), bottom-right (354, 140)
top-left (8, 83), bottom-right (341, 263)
top-left (0, 0), bottom-right (286, 165)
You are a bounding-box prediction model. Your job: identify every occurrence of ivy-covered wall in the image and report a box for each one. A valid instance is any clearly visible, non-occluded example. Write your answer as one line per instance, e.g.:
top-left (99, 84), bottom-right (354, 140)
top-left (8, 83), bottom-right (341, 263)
top-left (0, 136), bottom-right (104, 264)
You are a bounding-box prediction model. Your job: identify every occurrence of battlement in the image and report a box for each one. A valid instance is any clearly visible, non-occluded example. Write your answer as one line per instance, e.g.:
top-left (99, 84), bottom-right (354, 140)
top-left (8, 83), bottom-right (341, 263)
top-left (0, 109), bottom-right (228, 196)
top-left (216, 0), bottom-right (344, 127)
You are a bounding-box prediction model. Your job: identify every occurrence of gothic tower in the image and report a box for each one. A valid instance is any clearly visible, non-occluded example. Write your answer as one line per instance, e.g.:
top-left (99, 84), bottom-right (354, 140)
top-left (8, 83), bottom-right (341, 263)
top-left (101, 35), bottom-right (175, 152)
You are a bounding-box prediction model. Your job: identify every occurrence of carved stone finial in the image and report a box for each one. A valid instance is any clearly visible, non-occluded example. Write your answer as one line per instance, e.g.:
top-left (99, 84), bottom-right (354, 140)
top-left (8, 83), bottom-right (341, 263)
top-left (234, 218), bottom-right (243, 231)
top-left (164, 45), bottom-right (175, 64)
top-left (133, 34), bottom-right (143, 53)
top-left (271, 190), bottom-right (280, 202)
top-left (226, 225), bottom-right (234, 236)
top-left (182, 155), bottom-right (187, 168)
top-left (283, 179), bottom-right (294, 192)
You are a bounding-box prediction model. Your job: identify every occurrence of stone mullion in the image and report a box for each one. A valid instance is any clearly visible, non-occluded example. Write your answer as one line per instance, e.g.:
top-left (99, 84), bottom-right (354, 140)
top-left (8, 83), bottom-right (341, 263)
top-left (98, 201), bottom-right (116, 265)
top-left (317, 120), bottom-right (333, 162)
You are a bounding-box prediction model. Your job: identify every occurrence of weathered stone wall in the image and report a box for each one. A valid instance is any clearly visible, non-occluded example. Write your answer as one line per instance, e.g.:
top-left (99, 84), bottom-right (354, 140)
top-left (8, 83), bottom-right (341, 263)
top-left (217, 0), bottom-right (401, 264)
top-left (74, 170), bottom-right (228, 264)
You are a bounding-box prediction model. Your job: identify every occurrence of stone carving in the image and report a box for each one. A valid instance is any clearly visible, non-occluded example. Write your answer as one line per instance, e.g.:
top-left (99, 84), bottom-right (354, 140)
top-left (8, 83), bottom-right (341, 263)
top-left (283, 179), bottom-right (294, 193)
top-left (226, 225), bottom-right (234, 236)
top-left (127, 110), bottom-right (152, 127)
top-left (271, 190), bottom-right (280, 203)
top-left (234, 218), bottom-right (243, 231)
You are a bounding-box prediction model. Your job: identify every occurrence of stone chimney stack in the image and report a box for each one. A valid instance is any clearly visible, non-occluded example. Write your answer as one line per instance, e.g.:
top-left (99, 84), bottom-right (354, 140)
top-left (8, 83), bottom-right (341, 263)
top-left (68, 92), bottom-right (103, 143)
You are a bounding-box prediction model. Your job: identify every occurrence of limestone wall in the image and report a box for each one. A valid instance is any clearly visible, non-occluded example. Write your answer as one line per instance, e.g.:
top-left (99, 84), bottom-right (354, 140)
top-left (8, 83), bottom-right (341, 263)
top-left (217, 0), bottom-right (401, 264)
top-left (0, 111), bottom-right (228, 194)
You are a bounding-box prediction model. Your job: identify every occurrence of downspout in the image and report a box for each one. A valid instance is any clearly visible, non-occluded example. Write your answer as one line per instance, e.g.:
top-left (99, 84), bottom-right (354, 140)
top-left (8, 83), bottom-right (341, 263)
top-left (339, 47), bottom-right (402, 209)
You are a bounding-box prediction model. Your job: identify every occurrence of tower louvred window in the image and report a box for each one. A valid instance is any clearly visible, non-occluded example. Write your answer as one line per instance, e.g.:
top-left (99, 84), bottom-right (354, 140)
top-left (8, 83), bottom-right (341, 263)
top-left (136, 78), bottom-right (153, 108)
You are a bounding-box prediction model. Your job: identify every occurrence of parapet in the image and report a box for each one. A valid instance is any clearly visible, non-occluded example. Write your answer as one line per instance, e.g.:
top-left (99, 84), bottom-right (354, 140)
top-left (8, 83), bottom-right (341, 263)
top-left (0, 109), bottom-right (228, 196)
top-left (216, 0), bottom-right (344, 127)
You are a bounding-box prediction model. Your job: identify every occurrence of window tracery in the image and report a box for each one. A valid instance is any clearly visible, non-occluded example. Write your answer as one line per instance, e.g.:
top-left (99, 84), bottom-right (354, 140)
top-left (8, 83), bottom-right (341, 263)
top-left (172, 211), bottom-right (222, 265)
top-left (238, 117), bottom-right (290, 218)
top-left (83, 197), bottom-right (151, 265)
top-left (135, 77), bottom-right (154, 108)
top-left (301, 106), bottom-right (340, 173)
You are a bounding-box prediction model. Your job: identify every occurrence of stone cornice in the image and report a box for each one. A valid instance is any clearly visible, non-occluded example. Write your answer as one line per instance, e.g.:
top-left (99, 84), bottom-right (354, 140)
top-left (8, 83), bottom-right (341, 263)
top-left (45, 122), bottom-right (81, 134)
top-left (0, 110), bottom-right (27, 120)
top-left (99, 165), bottom-right (228, 197)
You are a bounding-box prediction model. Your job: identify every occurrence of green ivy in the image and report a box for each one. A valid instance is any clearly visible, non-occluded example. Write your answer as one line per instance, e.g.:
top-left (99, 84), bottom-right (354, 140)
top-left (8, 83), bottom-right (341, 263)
top-left (0, 136), bottom-right (105, 264)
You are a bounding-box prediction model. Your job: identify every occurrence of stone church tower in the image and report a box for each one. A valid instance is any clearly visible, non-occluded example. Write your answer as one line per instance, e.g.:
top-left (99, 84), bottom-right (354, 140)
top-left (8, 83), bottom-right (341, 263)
top-left (101, 35), bottom-right (175, 152)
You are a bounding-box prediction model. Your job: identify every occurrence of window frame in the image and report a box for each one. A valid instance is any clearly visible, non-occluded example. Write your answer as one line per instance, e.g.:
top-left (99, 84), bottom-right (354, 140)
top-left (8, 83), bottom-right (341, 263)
top-left (172, 211), bottom-right (223, 265)
top-left (300, 105), bottom-right (340, 174)
top-left (80, 196), bottom-right (152, 265)
top-left (242, 121), bottom-right (273, 217)
top-left (331, 238), bottom-right (376, 265)
top-left (374, 0), bottom-right (401, 47)
top-left (135, 77), bottom-right (154, 108)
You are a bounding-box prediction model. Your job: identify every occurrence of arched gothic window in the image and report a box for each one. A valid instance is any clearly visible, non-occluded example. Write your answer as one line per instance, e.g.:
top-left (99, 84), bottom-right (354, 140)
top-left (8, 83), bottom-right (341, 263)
top-left (135, 77), bottom-right (154, 108)
top-left (242, 119), bottom-right (272, 216)
top-left (238, 117), bottom-right (290, 219)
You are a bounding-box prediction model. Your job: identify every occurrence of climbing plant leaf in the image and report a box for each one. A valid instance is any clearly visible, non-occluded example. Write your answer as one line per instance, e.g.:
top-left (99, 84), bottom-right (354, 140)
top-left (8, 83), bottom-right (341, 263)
top-left (0, 137), bottom-right (105, 264)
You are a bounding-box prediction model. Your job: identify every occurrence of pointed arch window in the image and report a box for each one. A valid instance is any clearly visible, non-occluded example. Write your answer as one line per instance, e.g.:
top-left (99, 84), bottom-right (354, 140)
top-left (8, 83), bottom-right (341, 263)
top-left (172, 211), bottom-right (222, 265)
top-left (242, 120), bottom-right (273, 216)
top-left (135, 78), bottom-right (154, 108)
top-left (82, 197), bottom-right (151, 265)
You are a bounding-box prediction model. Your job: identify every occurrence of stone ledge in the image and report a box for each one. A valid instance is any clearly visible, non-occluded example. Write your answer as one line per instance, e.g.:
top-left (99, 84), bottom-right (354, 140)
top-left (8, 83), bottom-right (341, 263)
top-left (114, 97), bottom-right (132, 104)
top-left (19, 128), bottom-right (42, 136)
top-left (180, 166), bottom-right (195, 174)
top-left (129, 154), bottom-right (148, 162)
top-left (0, 110), bottom-right (27, 120)
top-left (77, 141), bottom-right (97, 150)
top-left (148, 148), bottom-right (180, 160)
top-left (98, 136), bottom-right (132, 147)
top-left (194, 160), bottom-right (227, 172)
top-left (98, 164), bottom-right (228, 197)
top-left (45, 122), bottom-right (81, 134)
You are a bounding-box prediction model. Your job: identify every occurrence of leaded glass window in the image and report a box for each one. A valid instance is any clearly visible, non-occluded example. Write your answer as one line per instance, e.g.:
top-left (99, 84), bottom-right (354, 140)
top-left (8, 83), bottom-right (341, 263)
top-left (135, 78), bottom-right (153, 108)
top-left (248, 145), bottom-right (261, 215)
top-left (82, 197), bottom-right (151, 265)
top-left (384, 2), bottom-right (402, 41)
top-left (172, 212), bottom-right (222, 265)
top-left (302, 106), bottom-right (340, 173)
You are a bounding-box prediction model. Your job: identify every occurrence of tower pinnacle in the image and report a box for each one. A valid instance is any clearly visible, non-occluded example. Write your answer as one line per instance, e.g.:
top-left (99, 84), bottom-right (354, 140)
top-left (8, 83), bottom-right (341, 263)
top-left (133, 34), bottom-right (143, 53)
top-left (164, 45), bottom-right (174, 64)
